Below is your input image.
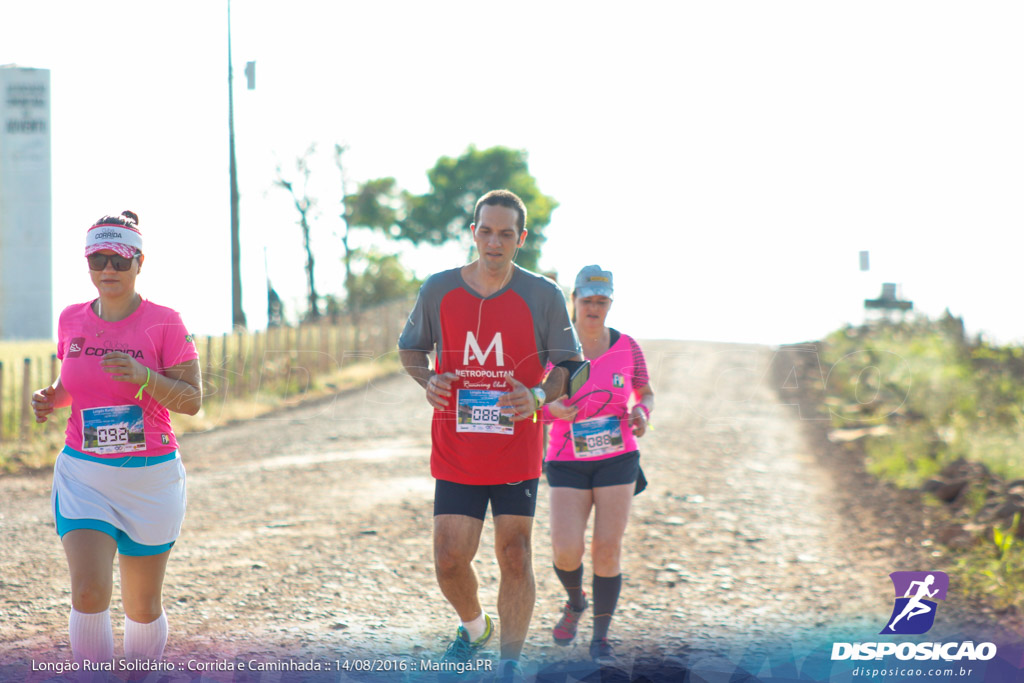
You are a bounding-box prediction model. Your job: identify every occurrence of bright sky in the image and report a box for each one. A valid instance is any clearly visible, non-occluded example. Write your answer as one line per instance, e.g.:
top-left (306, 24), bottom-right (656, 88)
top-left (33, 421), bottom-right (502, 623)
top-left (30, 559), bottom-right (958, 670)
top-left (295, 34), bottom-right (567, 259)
top-left (3, 1), bottom-right (1022, 345)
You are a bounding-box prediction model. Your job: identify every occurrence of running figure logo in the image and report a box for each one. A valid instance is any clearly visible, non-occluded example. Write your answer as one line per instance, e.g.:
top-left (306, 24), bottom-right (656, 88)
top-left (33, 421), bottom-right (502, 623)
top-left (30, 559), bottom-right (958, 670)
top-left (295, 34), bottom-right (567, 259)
top-left (881, 571), bottom-right (948, 635)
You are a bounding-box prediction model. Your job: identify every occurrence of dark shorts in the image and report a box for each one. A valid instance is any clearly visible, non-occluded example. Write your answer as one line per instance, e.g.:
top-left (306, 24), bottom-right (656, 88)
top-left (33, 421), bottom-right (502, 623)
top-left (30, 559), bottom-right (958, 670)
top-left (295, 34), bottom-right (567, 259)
top-left (434, 478), bottom-right (540, 520)
top-left (545, 451), bottom-right (640, 490)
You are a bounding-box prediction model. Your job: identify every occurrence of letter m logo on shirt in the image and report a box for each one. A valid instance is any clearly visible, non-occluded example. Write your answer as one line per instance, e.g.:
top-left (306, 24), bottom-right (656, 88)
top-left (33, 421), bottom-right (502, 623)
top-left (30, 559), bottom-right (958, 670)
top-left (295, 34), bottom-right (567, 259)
top-left (464, 331), bottom-right (504, 366)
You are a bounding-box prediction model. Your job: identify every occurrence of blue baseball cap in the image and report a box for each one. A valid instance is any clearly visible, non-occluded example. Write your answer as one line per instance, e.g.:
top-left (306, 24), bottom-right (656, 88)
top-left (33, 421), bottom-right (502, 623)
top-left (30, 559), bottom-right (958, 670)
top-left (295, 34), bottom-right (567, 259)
top-left (574, 265), bottom-right (613, 298)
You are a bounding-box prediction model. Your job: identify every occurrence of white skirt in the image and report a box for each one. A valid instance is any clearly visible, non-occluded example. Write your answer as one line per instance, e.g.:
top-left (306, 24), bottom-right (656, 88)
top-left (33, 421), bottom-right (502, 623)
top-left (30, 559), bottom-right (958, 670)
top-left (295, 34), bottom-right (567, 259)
top-left (51, 449), bottom-right (187, 546)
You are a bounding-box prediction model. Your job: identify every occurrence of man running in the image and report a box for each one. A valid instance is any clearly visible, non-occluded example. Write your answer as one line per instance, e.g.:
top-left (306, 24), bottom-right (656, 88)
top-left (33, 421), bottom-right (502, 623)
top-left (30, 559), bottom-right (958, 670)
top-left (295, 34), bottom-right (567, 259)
top-left (399, 190), bottom-right (580, 679)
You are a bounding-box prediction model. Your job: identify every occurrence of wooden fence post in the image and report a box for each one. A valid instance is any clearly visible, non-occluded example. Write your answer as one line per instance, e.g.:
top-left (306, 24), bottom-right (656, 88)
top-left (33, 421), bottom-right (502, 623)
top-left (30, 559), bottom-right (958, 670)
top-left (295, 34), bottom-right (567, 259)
top-left (283, 326), bottom-right (291, 388)
top-left (20, 358), bottom-right (31, 439)
top-left (235, 331), bottom-right (245, 398)
top-left (319, 318), bottom-right (329, 375)
top-left (251, 330), bottom-right (262, 394)
top-left (284, 353), bottom-right (293, 397)
top-left (272, 329), bottom-right (279, 386)
top-left (0, 361), bottom-right (5, 442)
top-left (204, 336), bottom-right (213, 398)
top-left (221, 331), bottom-right (229, 393)
top-left (335, 321), bottom-right (344, 370)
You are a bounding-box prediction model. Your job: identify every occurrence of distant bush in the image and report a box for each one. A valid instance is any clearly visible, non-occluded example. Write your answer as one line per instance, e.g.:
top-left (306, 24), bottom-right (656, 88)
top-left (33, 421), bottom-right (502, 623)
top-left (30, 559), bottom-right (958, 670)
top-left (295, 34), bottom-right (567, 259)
top-left (822, 313), bottom-right (1024, 486)
top-left (821, 312), bottom-right (1024, 614)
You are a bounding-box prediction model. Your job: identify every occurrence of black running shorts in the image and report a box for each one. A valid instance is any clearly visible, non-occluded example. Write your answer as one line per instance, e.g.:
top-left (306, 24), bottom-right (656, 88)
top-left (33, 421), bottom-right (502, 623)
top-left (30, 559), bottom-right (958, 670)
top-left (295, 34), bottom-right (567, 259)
top-left (433, 478), bottom-right (540, 520)
top-left (545, 451), bottom-right (640, 489)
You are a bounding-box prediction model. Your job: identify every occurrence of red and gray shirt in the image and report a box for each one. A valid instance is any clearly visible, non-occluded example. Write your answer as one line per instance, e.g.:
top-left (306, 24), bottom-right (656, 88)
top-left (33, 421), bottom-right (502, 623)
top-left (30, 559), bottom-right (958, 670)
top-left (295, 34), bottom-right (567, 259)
top-left (399, 265), bottom-right (580, 485)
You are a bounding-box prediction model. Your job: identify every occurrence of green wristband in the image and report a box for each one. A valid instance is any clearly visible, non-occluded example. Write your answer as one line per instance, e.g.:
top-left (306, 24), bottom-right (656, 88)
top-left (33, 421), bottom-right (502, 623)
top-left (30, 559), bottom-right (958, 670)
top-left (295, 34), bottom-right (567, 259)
top-left (134, 367), bottom-right (151, 400)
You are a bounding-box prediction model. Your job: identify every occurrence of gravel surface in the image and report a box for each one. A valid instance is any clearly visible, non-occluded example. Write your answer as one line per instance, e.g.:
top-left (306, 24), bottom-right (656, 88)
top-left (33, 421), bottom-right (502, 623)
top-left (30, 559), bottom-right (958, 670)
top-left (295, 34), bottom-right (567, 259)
top-left (1, 340), bottom-right (1019, 681)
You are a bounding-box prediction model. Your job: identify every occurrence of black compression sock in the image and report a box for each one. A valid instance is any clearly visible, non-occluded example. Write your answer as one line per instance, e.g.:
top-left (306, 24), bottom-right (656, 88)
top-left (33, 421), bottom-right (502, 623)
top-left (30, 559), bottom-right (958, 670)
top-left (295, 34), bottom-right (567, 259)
top-left (553, 564), bottom-right (586, 610)
top-left (592, 573), bottom-right (622, 641)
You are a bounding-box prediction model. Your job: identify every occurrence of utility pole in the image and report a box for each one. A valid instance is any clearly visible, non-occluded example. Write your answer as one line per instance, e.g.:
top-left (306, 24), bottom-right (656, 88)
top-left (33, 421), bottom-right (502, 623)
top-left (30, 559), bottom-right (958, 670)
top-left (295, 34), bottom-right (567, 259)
top-left (228, 0), bottom-right (246, 329)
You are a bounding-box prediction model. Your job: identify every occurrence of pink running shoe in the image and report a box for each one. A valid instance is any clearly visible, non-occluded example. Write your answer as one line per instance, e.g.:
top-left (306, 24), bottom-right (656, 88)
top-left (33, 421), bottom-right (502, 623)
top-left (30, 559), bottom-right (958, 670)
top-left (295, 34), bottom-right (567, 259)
top-left (552, 595), bottom-right (588, 645)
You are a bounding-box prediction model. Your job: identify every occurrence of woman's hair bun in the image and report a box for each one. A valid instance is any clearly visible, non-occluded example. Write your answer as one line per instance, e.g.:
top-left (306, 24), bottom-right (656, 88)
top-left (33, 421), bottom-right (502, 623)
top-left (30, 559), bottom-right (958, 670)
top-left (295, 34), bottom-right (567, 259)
top-left (121, 210), bottom-right (139, 225)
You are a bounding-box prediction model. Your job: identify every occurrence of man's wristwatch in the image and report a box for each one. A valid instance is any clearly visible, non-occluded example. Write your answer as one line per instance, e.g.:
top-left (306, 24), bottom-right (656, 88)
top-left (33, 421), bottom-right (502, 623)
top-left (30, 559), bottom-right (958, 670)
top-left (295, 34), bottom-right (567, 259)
top-left (530, 386), bottom-right (546, 410)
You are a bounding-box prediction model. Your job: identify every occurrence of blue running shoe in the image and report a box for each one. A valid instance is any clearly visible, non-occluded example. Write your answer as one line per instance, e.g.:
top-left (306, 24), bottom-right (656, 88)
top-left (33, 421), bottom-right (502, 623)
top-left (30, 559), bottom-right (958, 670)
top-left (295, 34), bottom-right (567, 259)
top-left (442, 614), bottom-right (494, 665)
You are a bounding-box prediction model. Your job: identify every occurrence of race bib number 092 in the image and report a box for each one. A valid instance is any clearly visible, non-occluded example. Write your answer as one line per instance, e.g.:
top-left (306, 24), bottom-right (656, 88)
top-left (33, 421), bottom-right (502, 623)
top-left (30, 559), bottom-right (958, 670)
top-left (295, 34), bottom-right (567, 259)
top-left (98, 424), bottom-right (130, 447)
top-left (81, 405), bottom-right (146, 455)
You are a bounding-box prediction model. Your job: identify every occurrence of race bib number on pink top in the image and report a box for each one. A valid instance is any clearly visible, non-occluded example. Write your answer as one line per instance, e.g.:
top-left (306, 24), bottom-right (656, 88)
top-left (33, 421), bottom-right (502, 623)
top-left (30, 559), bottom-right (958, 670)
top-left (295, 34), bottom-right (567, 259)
top-left (81, 405), bottom-right (146, 454)
top-left (571, 415), bottom-right (623, 458)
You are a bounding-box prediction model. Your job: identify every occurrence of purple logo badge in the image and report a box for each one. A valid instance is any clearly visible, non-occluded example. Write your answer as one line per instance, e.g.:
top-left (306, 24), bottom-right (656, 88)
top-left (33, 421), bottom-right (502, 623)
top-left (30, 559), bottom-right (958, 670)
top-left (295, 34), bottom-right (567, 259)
top-left (881, 571), bottom-right (948, 635)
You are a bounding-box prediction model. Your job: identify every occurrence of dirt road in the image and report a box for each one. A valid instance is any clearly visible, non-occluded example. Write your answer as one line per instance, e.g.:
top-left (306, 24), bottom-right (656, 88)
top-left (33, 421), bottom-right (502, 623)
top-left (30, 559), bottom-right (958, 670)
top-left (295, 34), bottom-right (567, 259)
top-left (0, 341), bottom-right (1018, 681)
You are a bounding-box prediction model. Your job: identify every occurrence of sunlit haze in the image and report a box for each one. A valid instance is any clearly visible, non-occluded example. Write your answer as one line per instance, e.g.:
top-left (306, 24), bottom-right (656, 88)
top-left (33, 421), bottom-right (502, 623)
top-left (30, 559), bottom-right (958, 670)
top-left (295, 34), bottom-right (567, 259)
top-left (3, 1), bottom-right (1022, 345)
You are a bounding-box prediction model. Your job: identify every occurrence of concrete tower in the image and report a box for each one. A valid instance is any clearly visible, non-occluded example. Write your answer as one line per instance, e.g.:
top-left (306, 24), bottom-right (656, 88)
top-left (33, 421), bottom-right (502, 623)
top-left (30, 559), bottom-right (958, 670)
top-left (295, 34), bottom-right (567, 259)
top-left (0, 65), bottom-right (52, 340)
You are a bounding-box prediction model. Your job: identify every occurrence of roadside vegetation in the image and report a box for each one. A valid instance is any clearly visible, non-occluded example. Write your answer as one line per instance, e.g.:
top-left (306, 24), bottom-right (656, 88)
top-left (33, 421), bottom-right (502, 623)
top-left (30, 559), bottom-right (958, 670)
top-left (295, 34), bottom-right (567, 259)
top-left (820, 312), bottom-right (1024, 612)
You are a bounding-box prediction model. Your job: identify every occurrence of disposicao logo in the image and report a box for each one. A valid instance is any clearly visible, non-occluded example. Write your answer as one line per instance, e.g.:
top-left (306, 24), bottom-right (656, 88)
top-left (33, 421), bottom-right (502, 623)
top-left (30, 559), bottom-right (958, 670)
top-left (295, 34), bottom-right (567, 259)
top-left (831, 570), bottom-right (997, 663)
top-left (881, 570), bottom-right (948, 635)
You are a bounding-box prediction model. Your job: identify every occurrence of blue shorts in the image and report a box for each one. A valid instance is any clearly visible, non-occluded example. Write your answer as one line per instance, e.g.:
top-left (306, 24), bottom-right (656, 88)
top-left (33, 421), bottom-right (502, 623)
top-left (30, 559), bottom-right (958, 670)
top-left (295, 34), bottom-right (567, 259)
top-left (55, 491), bottom-right (175, 556)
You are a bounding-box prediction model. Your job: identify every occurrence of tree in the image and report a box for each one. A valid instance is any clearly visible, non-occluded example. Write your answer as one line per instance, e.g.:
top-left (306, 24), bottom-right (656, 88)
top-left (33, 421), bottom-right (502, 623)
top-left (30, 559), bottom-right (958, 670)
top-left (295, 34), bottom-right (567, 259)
top-left (274, 145), bottom-right (322, 321)
top-left (267, 283), bottom-right (284, 327)
top-left (397, 146), bottom-right (558, 271)
top-left (273, 144), bottom-right (554, 325)
top-left (334, 144), bottom-right (401, 314)
top-left (347, 250), bottom-right (421, 309)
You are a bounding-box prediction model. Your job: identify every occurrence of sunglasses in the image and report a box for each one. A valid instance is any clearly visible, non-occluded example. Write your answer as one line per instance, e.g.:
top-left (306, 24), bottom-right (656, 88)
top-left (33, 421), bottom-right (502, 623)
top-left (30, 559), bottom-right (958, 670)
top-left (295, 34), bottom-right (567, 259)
top-left (87, 253), bottom-right (138, 272)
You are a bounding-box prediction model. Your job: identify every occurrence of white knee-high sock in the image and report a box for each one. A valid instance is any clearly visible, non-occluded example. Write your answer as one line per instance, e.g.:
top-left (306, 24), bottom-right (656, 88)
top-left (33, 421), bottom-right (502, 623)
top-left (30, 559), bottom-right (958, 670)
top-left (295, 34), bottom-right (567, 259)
top-left (69, 608), bottom-right (114, 666)
top-left (124, 611), bottom-right (168, 662)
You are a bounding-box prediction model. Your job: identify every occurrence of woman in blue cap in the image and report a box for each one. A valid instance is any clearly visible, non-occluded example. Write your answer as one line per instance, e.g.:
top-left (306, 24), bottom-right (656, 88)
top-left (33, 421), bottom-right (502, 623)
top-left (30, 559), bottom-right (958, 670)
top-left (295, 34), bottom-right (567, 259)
top-left (542, 265), bottom-right (655, 663)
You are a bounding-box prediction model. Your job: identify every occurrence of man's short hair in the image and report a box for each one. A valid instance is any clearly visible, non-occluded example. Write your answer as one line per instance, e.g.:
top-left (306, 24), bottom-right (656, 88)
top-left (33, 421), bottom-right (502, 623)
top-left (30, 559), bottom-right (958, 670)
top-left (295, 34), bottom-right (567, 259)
top-left (474, 190), bottom-right (527, 235)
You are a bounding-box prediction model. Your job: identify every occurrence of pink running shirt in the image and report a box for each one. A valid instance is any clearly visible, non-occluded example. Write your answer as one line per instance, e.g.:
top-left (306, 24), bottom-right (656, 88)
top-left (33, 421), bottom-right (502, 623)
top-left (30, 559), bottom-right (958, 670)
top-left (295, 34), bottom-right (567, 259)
top-left (57, 299), bottom-right (199, 458)
top-left (544, 331), bottom-right (650, 462)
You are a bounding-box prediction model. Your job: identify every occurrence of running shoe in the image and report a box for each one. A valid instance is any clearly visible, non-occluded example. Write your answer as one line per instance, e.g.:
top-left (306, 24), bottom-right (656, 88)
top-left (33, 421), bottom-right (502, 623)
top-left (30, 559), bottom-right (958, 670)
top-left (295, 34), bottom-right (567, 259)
top-left (589, 638), bottom-right (614, 664)
top-left (495, 660), bottom-right (524, 683)
top-left (552, 594), bottom-right (588, 645)
top-left (442, 614), bottom-right (494, 664)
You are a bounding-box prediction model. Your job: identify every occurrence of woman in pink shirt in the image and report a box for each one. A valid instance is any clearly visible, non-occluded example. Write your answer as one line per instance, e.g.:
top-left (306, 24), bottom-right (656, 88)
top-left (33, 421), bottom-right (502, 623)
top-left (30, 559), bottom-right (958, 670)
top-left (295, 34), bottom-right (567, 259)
top-left (31, 211), bottom-right (202, 670)
top-left (543, 265), bottom-right (655, 664)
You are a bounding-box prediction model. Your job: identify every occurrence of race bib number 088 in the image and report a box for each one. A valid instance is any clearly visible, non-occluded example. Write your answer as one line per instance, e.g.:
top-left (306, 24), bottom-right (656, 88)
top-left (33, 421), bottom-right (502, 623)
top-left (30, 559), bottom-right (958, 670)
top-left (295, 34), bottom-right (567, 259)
top-left (571, 415), bottom-right (623, 458)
